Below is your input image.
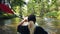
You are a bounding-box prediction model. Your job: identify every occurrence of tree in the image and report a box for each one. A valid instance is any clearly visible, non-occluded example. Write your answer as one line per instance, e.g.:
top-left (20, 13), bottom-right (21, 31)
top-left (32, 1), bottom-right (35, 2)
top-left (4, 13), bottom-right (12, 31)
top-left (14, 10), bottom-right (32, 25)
top-left (10, 0), bottom-right (26, 19)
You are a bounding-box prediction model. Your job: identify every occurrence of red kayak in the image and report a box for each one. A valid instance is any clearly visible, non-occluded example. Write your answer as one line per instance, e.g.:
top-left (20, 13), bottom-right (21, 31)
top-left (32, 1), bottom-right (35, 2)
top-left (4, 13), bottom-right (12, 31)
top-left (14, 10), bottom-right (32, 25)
top-left (0, 4), bottom-right (14, 14)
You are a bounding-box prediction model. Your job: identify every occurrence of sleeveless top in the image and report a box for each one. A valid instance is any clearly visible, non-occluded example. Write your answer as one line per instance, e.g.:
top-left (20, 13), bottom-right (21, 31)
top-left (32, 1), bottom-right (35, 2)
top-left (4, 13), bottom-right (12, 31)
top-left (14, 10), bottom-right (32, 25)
top-left (17, 25), bottom-right (48, 34)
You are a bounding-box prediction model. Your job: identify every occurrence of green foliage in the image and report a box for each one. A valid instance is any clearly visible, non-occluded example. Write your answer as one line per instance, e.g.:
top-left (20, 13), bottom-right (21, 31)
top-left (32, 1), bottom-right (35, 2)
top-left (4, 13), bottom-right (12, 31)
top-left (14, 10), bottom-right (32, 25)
top-left (0, 10), bottom-right (16, 19)
top-left (0, 0), bottom-right (60, 19)
top-left (46, 11), bottom-right (58, 18)
top-left (11, 0), bottom-right (26, 7)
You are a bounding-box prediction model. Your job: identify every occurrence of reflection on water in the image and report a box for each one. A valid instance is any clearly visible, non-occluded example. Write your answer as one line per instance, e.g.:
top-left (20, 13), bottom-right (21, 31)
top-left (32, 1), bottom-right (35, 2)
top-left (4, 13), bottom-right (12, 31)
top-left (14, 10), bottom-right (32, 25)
top-left (37, 17), bottom-right (60, 34)
top-left (5, 19), bottom-right (12, 25)
top-left (0, 17), bottom-right (60, 34)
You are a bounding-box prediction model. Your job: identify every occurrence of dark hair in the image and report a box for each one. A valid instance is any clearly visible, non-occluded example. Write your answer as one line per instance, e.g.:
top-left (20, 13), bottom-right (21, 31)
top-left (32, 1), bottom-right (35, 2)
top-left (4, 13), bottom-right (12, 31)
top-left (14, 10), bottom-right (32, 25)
top-left (28, 14), bottom-right (36, 24)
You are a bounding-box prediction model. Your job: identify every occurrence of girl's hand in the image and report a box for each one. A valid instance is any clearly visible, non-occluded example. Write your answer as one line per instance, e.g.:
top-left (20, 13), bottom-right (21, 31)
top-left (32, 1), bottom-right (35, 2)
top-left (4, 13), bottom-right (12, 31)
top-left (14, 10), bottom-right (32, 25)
top-left (23, 17), bottom-right (28, 22)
